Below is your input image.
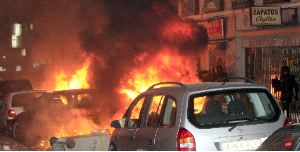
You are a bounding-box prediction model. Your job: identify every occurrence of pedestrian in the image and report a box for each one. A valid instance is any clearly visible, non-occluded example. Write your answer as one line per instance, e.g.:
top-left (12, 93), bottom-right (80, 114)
top-left (279, 66), bottom-right (299, 118)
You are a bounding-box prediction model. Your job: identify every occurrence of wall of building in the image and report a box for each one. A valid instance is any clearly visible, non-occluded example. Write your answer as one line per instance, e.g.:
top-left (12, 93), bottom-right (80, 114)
top-left (179, 0), bottom-right (300, 81)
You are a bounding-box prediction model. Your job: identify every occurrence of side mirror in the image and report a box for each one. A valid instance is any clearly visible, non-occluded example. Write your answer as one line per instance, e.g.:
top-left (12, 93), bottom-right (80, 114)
top-left (110, 120), bottom-right (122, 129)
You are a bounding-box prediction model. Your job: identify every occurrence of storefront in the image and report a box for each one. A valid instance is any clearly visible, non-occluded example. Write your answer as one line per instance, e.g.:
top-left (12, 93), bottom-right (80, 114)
top-left (242, 28), bottom-right (300, 96)
top-left (197, 17), bottom-right (234, 81)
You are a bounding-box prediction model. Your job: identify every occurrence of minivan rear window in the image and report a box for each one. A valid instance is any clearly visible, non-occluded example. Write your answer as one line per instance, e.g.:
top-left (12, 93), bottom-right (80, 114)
top-left (188, 89), bottom-right (280, 128)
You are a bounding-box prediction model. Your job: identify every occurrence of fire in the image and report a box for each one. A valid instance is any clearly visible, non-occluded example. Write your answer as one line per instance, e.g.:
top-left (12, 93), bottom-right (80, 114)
top-left (54, 57), bottom-right (92, 91)
top-left (118, 49), bottom-right (200, 116)
top-left (271, 74), bottom-right (281, 102)
top-left (36, 55), bottom-right (96, 149)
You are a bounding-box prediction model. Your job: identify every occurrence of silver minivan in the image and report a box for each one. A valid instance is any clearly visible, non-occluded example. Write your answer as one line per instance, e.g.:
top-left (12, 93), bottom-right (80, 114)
top-left (109, 79), bottom-right (287, 151)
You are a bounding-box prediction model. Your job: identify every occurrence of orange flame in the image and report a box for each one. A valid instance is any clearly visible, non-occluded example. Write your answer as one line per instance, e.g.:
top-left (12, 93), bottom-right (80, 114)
top-left (117, 49), bottom-right (200, 117)
top-left (37, 55), bottom-right (96, 149)
top-left (54, 57), bottom-right (92, 91)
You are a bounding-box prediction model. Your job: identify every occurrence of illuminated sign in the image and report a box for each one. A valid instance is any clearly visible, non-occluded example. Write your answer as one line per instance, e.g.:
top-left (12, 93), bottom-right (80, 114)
top-left (198, 18), bottom-right (224, 40)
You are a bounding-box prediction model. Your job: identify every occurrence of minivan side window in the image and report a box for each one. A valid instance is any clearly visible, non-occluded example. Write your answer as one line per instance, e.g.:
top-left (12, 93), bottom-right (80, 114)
top-left (161, 97), bottom-right (176, 127)
top-left (146, 95), bottom-right (165, 127)
top-left (126, 97), bottom-right (145, 129)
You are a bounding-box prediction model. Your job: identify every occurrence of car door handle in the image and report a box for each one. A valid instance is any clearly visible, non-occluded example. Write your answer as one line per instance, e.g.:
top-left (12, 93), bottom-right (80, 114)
top-left (148, 139), bottom-right (154, 145)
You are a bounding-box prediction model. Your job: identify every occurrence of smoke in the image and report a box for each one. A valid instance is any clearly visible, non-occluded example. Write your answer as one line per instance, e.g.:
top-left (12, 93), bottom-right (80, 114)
top-left (0, 0), bottom-right (208, 144)
top-left (79, 0), bottom-right (208, 123)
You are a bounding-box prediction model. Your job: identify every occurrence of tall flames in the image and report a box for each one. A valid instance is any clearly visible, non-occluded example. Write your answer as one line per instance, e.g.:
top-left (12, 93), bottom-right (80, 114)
top-left (37, 55), bottom-right (96, 148)
top-left (54, 57), bottom-right (92, 91)
top-left (118, 49), bottom-right (199, 116)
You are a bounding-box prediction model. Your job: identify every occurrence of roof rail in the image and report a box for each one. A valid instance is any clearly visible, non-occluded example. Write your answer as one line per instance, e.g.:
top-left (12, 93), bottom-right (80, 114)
top-left (215, 77), bottom-right (257, 85)
top-left (147, 82), bottom-right (186, 91)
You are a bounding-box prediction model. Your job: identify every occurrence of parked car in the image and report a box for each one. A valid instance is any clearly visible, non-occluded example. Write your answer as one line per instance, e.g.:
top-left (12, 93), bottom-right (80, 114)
top-left (257, 123), bottom-right (300, 151)
top-left (0, 90), bottom-right (48, 138)
top-left (2, 89), bottom-right (98, 148)
top-left (110, 78), bottom-right (287, 151)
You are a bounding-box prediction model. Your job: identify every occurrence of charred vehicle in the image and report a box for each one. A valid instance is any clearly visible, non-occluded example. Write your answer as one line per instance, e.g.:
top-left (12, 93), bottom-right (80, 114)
top-left (5, 89), bottom-right (100, 148)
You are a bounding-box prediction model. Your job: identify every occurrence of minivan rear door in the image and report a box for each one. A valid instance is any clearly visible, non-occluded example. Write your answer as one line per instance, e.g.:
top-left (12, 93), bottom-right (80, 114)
top-left (187, 88), bottom-right (284, 151)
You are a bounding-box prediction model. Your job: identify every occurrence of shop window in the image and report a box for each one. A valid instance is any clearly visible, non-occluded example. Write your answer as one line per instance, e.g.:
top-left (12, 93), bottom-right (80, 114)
top-left (281, 8), bottom-right (298, 25)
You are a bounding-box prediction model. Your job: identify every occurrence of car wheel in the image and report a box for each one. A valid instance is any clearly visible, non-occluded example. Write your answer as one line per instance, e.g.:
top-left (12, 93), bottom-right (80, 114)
top-left (108, 143), bottom-right (117, 151)
top-left (13, 122), bottom-right (25, 142)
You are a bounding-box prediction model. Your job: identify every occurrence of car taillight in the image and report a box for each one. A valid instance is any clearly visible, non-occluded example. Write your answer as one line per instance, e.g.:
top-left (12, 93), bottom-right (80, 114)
top-left (284, 119), bottom-right (292, 126)
top-left (177, 128), bottom-right (196, 151)
top-left (8, 109), bottom-right (16, 117)
top-left (284, 138), bottom-right (293, 150)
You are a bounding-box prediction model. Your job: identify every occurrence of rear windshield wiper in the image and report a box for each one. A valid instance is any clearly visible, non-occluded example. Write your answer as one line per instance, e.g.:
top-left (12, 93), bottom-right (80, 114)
top-left (227, 119), bottom-right (251, 132)
top-left (227, 118), bottom-right (268, 132)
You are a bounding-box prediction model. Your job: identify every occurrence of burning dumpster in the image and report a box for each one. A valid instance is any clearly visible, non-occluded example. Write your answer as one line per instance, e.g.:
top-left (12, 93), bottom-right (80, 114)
top-left (49, 129), bottom-right (109, 151)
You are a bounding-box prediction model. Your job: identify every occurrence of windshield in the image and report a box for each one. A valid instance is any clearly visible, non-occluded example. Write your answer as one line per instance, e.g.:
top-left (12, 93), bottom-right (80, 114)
top-left (188, 88), bottom-right (280, 128)
top-left (49, 91), bottom-right (95, 108)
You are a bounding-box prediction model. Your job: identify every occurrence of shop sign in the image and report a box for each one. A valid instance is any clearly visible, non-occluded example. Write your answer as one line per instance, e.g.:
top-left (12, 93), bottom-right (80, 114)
top-left (232, 0), bottom-right (254, 10)
top-left (198, 18), bottom-right (224, 40)
top-left (243, 36), bottom-right (300, 48)
top-left (251, 7), bottom-right (281, 25)
top-left (203, 0), bottom-right (224, 13)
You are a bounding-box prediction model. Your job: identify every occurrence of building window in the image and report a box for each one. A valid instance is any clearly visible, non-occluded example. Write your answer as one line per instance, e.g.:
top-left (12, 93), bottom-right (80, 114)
top-left (16, 65), bottom-right (22, 72)
top-left (21, 49), bottom-right (27, 56)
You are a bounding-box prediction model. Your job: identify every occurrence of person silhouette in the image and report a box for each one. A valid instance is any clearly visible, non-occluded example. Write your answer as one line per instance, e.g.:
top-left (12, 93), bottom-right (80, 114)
top-left (279, 66), bottom-right (299, 118)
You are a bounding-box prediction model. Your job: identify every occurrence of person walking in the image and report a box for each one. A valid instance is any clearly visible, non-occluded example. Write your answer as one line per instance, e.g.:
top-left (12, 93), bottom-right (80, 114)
top-left (279, 66), bottom-right (299, 118)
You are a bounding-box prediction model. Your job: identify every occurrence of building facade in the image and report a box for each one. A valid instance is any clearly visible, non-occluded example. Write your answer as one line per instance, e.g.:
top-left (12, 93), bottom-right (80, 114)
top-left (0, 22), bottom-right (35, 79)
top-left (179, 0), bottom-right (300, 92)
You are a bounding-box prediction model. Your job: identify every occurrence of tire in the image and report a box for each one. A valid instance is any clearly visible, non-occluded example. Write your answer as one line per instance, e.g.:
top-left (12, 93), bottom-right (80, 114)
top-left (13, 122), bottom-right (25, 142)
top-left (108, 143), bottom-right (117, 151)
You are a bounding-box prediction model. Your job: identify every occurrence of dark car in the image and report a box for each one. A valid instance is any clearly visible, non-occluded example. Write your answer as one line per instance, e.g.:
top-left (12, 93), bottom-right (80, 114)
top-left (257, 124), bottom-right (300, 151)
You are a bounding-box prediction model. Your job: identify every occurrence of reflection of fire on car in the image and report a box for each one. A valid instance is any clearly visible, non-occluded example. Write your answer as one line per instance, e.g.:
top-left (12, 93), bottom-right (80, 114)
top-left (110, 78), bottom-right (287, 151)
top-left (257, 123), bottom-right (300, 151)
top-left (0, 90), bottom-right (48, 138)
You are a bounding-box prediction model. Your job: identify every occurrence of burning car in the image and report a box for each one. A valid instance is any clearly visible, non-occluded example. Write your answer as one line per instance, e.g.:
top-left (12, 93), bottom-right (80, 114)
top-left (49, 89), bottom-right (96, 119)
top-left (5, 88), bottom-right (101, 149)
